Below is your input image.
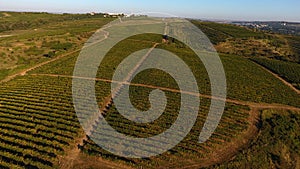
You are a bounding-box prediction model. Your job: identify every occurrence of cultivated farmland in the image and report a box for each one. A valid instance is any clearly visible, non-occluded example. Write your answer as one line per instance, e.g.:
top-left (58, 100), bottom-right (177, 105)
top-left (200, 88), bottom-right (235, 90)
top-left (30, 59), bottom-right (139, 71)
top-left (0, 12), bottom-right (299, 169)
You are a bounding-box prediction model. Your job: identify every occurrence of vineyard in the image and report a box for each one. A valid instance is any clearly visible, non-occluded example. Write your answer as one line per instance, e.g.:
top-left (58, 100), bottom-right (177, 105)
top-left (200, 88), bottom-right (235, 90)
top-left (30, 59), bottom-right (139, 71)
top-left (213, 109), bottom-right (300, 169)
top-left (26, 32), bottom-right (252, 168)
top-left (82, 98), bottom-right (251, 168)
top-left (160, 45), bottom-right (299, 107)
top-left (190, 21), bottom-right (230, 44)
top-left (0, 76), bottom-right (81, 168)
top-left (192, 21), bottom-right (266, 39)
top-left (0, 12), bottom-right (299, 168)
top-left (0, 64), bottom-right (251, 169)
top-left (30, 34), bottom-right (300, 108)
top-left (251, 57), bottom-right (300, 90)
top-left (286, 36), bottom-right (300, 62)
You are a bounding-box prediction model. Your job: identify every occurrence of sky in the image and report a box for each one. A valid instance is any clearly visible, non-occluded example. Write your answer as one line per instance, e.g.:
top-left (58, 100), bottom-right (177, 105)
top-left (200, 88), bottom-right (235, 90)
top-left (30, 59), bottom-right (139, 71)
top-left (1, 0), bottom-right (300, 22)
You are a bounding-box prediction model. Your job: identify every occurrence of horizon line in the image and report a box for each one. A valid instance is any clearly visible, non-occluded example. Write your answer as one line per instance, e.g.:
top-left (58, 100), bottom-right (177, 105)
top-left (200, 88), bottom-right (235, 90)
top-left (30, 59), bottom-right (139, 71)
top-left (1, 10), bottom-right (300, 23)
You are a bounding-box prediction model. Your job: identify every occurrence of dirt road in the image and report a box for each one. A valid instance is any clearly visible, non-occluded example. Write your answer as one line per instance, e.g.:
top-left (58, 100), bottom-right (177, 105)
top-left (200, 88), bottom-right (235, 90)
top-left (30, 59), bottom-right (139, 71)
top-left (31, 73), bottom-right (300, 112)
top-left (0, 35), bottom-right (12, 38)
top-left (252, 61), bottom-right (300, 95)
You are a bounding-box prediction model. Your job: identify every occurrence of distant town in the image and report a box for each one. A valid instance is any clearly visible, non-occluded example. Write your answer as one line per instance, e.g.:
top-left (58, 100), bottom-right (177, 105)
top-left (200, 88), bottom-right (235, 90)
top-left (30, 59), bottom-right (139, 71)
top-left (231, 21), bottom-right (300, 36)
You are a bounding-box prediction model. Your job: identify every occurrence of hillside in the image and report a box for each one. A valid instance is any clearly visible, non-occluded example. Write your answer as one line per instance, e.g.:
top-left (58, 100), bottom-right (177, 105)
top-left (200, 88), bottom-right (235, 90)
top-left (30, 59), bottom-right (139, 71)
top-left (192, 20), bottom-right (300, 63)
top-left (0, 12), bottom-right (113, 80)
top-left (0, 12), bottom-right (299, 169)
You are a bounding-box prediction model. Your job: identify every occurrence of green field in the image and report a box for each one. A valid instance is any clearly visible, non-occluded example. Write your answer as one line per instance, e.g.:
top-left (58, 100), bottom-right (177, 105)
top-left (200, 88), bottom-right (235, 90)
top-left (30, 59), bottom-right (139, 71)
top-left (82, 99), bottom-right (250, 168)
top-left (0, 12), bottom-right (299, 169)
top-left (0, 76), bottom-right (80, 168)
top-left (286, 35), bottom-right (300, 61)
top-left (191, 20), bottom-right (299, 62)
top-left (190, 21), bottom-right (231, 44)
top-left (213, 109), bottom-right (300, 169)
top-left (192, 21), bottom-right (266, 39)
top-left (29, 34), bottom-right (299, 107)
top-left (251, 57), bottom-right (300, 89)
top-left (0, 12), bottom-right (108, 33)
top-left (0, 12), bottom-right (112, 81)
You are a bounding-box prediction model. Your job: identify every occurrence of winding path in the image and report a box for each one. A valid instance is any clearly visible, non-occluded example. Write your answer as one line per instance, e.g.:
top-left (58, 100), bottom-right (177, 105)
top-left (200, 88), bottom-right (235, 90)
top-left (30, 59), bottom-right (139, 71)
top-left (1, 17), bottom-right (299, 168)
top-left (0, 49), bottom-right (81, 83)
top-left (0, 26), bottom-right (111, 84)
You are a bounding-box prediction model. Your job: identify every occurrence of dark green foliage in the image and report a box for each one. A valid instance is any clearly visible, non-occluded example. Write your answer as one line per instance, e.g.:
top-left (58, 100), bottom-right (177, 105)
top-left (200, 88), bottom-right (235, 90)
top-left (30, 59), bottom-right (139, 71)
top-left (286, 36), bottom-right (300, 62)
top-left (194, 21), bottom-right (266, 39)
top-left (24, 46), bottom-right (44, 56)
top-left (213, 110), bottom-right (300, 169)
top-left (0, 12), bottom-right (106, 32)
top-left (0, 69), bottom-right (10, 81)
top-left (0, 76), bottom-right (81, 168)
top-left (42, 41), bottom-right (73, 51)
top-left (81, 99), bottom-right (250, 168)
top-left (191, 20), bottom-right (230, 44)
top-left (219, 54), bottom-right (299, 107)
top-left (251, 57), bottom-right (300, 89)
top-left (30, 34), bottom-right (300, 107)
top-left (43, 51), bottom-right (55, 58)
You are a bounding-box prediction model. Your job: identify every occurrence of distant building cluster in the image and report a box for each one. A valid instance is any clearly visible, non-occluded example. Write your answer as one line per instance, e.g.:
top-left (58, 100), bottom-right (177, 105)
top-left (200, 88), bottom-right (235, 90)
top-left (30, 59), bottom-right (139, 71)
top-left (234, 22), bottom-right (268, 28)
top-left (232, 21), bottom-right (300, 35)
top-left (88, 12), bottom-right (148, 18)
top-left (88, 12), bottom-right (125, 18)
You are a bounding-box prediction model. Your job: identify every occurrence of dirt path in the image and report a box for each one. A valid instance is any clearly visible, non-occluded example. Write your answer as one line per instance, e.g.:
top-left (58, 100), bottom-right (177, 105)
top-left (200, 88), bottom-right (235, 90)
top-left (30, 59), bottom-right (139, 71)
top-left (181, 107), bottom-right (261, 169)
top-left (0, 49), bottom-right (81, 84)
top-left (57, 42), bottom-right (159, 169)
top-left (0, 18), bottom-right (162, 168)
top-left (32, 69), bottom-right (299, 169)
top-left (0, 25), bottom-right (111, 84)
top-left (30, 57), bottom-right (300, 168)
top-left (58, 131), bottom-right (133, 169)
top-left (32, 69), bottom-right (300, 168)
top-left (252, 61), bottom-right (300, 95)
top-left (0, 35), bottom-right (12, 38)
top-left (31, 73), bottom-right (300, 112)
top-left (58, 132), bottom-right (85, 169)
top-left (2, 13), bottom-right (11, 17)
top-left (3, 16), bottom-right (299, 168)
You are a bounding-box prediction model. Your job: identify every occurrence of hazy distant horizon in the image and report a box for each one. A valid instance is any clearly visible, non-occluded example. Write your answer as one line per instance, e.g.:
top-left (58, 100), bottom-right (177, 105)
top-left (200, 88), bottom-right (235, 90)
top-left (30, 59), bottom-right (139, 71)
top-left (1, 0), bottom-right (300, 22)
top-left (1, 10), bottom-right (300, 23)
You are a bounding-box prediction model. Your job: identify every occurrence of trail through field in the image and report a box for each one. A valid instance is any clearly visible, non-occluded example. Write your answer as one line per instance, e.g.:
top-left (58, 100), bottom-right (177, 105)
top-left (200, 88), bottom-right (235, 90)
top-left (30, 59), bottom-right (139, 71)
top-left (2, 13), bottom-right (11, 17)
top-left (252, 61), bottom-right (300, 95)
top-left (57, 18), bottom-right (167, 168)
top-left (0, 26), bottom-right (111, 84)
top-left (0, 35), bottom-right (12, 38)
top-left (77, 42), bottom-right (159, 137)
top-left (33, 70), bottom-right (299, 168)
top-left (3, 16), bottom-right (299, 168)
top-left (0, 18), bottom-right (163, 168)
top-left (179, 107), bottom-right (261, 169)
top-left (58, 132), bottom-right (133, 169)
top-left (31, 73), bottom-right (300, 112)
top-left (0, 49), bottom-right (80, 84)
top-left (33, 65), bottom-right (300, 167)
top-left (58, 133), bottom-right (85, 169)
top-left (57, 43), bottom-right (159, 169)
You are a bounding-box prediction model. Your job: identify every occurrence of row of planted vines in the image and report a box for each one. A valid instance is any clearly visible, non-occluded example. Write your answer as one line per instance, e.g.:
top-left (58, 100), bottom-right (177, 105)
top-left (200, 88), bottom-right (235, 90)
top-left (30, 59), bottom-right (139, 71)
top-left (0, 76), bottom-right (81, 168)
top-left (251, 57), bottom-right (300, 90)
